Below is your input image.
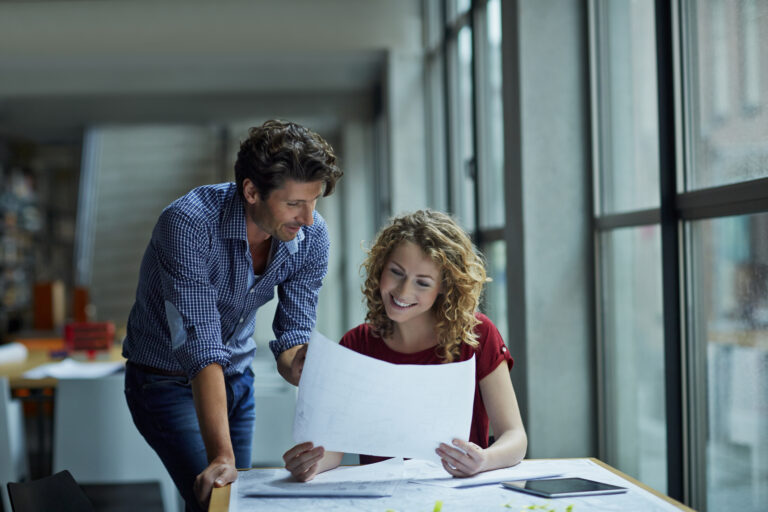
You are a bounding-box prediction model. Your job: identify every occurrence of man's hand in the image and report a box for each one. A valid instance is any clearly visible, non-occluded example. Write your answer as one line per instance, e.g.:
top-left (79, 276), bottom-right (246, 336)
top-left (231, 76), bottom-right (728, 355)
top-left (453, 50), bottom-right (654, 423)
top-left (277, 343), bottom-right (307, 385)
top-left (283, 442), bottom-right (325, 482)
top-left (191, 364), bottom-right (236, 509)
top-left (193, 457), bottom-right (238, 510)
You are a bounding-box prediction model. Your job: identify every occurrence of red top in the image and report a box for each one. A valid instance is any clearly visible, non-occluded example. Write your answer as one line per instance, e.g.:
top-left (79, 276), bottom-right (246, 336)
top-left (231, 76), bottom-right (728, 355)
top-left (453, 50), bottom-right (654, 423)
top-left (339, 312), bottom-right (513, 464)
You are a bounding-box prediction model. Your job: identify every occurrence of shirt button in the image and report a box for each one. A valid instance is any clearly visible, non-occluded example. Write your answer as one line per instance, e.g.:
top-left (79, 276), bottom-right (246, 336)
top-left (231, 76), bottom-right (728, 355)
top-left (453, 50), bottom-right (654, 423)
top-left (250, 288), bottom-right (255, 293)
top-left (239, 318), bottom-right (244, 323)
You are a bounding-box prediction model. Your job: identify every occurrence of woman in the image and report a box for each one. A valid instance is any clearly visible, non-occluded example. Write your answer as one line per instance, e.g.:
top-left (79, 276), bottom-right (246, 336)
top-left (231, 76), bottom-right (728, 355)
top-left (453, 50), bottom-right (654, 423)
top-left (283, 209), bottom-right (527, 481)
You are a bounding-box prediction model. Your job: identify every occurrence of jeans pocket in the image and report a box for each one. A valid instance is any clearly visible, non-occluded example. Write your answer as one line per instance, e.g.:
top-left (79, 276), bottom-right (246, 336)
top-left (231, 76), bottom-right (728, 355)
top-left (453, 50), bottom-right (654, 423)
top-left (140, 373), bottom-right (190, 391)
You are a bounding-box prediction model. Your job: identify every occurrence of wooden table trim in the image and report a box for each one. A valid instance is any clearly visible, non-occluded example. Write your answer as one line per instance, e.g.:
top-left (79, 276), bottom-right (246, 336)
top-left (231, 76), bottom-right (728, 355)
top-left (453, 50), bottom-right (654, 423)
top-left (208, 482), bottom-right (231, 512)
top-left (588, 458), bottom-right (694, 511)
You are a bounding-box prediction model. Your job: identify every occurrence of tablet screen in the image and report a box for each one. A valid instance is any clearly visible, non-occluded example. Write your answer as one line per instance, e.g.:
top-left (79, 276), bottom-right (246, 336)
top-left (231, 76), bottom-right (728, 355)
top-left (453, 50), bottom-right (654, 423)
top-left (501, 477), bottom-right (628, 498)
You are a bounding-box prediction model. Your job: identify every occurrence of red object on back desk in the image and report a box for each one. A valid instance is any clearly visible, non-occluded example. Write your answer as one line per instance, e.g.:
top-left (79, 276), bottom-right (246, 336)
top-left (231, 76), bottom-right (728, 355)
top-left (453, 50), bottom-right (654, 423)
top-left (64, 322), bottom-right (115, 352)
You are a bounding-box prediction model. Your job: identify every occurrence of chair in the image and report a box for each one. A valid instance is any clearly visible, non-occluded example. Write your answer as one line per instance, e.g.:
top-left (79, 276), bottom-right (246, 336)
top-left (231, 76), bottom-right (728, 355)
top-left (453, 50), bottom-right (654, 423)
top-left (0, 377), bottom-right (29, 512)
top-left (6, 470), bottom-right (94, 512)
top-left (52, 373), bottom-right (181, 512)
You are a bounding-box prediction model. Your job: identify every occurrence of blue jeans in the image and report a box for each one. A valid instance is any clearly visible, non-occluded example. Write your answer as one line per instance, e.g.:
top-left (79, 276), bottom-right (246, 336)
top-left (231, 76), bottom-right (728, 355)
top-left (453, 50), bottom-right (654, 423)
top-left (124, 364), bottom-right (255, 512)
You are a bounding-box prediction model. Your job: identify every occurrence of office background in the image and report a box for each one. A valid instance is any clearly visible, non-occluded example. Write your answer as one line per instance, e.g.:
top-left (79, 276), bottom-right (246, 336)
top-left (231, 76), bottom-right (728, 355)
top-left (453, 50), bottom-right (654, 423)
top-left (0, 1), bottom-right (765, 511)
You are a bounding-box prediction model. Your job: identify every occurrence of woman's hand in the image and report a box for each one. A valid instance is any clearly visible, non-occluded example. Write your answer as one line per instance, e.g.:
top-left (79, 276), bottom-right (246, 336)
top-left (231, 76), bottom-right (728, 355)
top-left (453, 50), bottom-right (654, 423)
top-left (436, 439), bottom-right (489, 477)
top-left (283, 441), bottom-right (326, 482)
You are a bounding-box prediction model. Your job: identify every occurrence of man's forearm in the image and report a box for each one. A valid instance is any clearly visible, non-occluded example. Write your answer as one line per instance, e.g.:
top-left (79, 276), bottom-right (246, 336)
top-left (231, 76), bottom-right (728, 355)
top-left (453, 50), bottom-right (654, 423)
top-left (191, 363), bottom-right (235, 464)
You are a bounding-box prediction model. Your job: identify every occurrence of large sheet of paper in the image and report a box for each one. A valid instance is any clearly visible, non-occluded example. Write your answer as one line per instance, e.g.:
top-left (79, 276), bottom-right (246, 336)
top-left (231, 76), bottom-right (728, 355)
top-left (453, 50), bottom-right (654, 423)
top-left (227, 459), bottom-right (685, 512)
top-left (231, 458), bottom-right (403, 506)
top-left (293, 332), bottom-right (475, 463)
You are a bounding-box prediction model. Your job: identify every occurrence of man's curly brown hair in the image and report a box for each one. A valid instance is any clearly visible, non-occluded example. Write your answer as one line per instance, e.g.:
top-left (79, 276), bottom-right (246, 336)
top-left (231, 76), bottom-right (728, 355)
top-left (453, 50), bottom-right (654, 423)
top-left (362, 210), bottom-right (488, 362)
top-left (235, 119), bottom-right (342, 200)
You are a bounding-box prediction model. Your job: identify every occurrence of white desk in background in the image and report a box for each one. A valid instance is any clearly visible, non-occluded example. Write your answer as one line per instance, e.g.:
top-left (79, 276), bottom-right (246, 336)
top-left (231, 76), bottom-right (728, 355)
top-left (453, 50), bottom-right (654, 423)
top-left (209, 457), bottom-right (695, 512)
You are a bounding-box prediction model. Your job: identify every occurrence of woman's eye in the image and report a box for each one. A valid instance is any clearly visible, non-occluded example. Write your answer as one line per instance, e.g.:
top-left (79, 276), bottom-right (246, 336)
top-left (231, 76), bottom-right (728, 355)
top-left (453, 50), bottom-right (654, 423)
top-left (390, 268), bottom-right (403, 276)
top-left (417, 281), bottom-right (430, 287)
top-left (287, 202), bottom-right (299, 207)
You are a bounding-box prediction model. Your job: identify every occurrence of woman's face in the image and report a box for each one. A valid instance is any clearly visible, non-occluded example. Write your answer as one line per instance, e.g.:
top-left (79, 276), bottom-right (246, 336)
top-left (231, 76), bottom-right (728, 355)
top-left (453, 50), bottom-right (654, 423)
top-left (379, 241), bottom-right (442, 326)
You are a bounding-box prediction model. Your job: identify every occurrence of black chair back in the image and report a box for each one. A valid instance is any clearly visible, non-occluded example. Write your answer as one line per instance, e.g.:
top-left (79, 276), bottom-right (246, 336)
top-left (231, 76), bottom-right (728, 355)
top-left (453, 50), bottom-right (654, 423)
top-left (6, 470), bottom-right (95, 512)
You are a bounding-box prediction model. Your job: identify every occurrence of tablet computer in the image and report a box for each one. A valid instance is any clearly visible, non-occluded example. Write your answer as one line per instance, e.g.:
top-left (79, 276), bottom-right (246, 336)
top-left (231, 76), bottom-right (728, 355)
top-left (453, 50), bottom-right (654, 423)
top-left (501, 477), bottom-right (628, 498)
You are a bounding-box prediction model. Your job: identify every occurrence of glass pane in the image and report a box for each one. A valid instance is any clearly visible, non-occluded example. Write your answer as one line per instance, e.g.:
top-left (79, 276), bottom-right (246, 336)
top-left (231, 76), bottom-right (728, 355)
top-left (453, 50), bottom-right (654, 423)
top-left (478, 0), bottom-right (505, 230)
top-left (685, 0), bottom-right (768, 189)
top-left (595, 0), bottom-right (660, 213)
top-left (448, 0), bottom-right (471, 23)
top-left (691, 214), bottom-right (768, 512)
top-left (601, 225), bottom-right (667, 492)
top-left (423, 0), bottom-right (443, 50)
top-left (448, 25), bottom-right (476, 231)
top-left (427, 53), bottom-right (448, 211)
top-left (482, 240), bottom-right (508, 344)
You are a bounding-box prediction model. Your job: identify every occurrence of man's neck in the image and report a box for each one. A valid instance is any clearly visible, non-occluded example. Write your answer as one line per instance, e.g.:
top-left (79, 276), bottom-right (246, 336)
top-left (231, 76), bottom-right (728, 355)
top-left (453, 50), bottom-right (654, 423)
top-left (245, 212), bottom-right (272, 248)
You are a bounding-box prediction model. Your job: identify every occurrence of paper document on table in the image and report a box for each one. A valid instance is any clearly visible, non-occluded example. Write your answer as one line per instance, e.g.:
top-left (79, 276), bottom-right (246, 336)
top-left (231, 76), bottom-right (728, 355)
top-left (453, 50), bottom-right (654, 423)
top-left (0, 342), bottom-right (28, 365)
top-left (293, 331), bottom-right (475, 463)
top-left (231, 458), bottom-right (404, 503)
top-left (405, 459), bottom-right (561, 488)
top-left (22, 358), bottom-right (124, 379)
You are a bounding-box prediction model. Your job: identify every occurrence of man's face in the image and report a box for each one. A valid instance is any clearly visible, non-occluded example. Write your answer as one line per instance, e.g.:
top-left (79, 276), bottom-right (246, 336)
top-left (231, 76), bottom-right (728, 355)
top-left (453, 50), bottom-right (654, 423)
top-left (244, 179), bottom-right (324, 242)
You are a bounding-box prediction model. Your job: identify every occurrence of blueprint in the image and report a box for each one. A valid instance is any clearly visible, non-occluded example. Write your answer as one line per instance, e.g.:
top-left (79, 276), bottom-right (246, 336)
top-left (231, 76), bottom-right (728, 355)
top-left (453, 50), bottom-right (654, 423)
top-left (230, 459), bottom-right (685, 512)
top-left (293, 331), bottom-right (475, 463)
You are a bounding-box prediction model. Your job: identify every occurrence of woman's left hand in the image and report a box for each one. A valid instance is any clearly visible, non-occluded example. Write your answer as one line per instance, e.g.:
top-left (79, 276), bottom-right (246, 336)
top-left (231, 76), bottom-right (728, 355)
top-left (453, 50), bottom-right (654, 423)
top-left (436, 439), bottom-right (488, 477)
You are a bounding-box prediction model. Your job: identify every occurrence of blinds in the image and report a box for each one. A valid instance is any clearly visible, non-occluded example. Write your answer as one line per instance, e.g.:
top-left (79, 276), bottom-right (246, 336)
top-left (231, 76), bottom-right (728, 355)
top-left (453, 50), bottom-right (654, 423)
top-left (77, 125), bottom-right (221, 329)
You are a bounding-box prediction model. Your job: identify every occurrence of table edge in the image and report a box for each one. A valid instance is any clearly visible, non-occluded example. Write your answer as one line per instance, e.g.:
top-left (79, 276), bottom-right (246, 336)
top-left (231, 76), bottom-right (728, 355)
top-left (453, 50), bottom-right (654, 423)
top-left (208, 458), bottom-right (697, 512)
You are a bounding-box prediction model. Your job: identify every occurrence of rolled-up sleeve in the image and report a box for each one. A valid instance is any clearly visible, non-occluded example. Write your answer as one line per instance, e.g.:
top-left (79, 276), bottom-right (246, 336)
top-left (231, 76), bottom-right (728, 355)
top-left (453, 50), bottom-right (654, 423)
top-left (154, 207), bottom-right (231, 378)
top-left (269, 221), bottom-right (330, 358)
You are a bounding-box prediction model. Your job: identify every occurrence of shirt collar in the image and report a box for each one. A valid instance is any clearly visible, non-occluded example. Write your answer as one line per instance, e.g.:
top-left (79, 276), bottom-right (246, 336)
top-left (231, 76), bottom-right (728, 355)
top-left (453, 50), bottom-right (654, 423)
top-left (284, 228), bottom-right (304, 255)
top-left (221, 188), bottom-right (247, 241)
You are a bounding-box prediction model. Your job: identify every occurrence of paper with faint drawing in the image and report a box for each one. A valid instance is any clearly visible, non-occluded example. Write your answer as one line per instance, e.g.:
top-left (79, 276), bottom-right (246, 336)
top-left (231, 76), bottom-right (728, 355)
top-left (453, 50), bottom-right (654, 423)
top-left (228, 458), bottom-right (683, 512)
top-left (293, 332), bottom-right (475, 462)
top-left (404, 459), bottom-right (561, 487)
top-left (231, 457), bottom-right (403, 502)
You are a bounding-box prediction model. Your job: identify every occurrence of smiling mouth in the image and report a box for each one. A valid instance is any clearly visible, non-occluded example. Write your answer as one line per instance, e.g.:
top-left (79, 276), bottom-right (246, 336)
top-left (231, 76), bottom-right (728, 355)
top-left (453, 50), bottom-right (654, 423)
top-left (391, 295), bottom-right (416, 309)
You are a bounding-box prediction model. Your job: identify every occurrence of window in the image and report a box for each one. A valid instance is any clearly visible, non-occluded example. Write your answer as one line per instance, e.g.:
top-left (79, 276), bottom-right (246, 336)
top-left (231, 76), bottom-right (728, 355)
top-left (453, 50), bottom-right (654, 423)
top-left (446, 23), bottom-right (476, 230)
top-left (593, 0), bottom-right (659, 214)
top-left (599, 225), bottom-right (666, 493)
top-left (686, 0), bottom-right (768, 189)
top-left (591, 0), bottom-right (666, 491)
top-left (689, 214), bottom-right (768, 512)
top-left (424, 0), bottom-right (508, 340)
top-left (591, 0), bottom-right (768, 509)
top-left (476, 0), bottom-right (505, 230)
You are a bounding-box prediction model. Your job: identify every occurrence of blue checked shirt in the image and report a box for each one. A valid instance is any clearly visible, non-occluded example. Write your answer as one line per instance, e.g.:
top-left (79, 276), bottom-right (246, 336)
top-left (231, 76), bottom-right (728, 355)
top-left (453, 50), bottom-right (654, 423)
top-left (122, 183), bottom-right (329, 378)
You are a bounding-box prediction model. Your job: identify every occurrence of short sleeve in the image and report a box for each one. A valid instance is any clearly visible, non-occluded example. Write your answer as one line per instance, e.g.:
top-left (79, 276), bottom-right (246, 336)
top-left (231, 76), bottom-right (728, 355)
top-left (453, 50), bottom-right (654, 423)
top-left (474, 313), bottom-right (513, 381)
top-left (339, 325), bottom-right (365, 352)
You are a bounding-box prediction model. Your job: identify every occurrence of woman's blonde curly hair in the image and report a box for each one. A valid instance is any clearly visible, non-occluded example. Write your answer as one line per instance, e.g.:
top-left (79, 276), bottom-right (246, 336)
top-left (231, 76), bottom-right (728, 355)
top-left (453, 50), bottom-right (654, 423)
top-left (362, 209), bottom-right (489, 362)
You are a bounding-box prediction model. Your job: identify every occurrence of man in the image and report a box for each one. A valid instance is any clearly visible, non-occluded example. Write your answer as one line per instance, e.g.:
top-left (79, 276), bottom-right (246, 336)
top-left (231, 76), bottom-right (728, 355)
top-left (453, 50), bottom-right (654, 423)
top-left (123, 119), bottom-right (342, 511)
